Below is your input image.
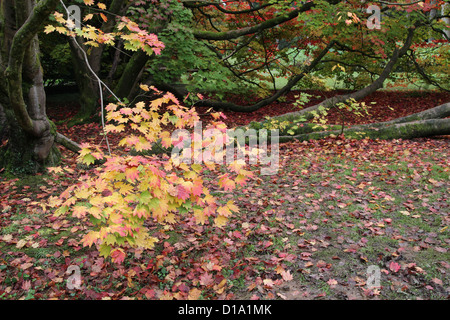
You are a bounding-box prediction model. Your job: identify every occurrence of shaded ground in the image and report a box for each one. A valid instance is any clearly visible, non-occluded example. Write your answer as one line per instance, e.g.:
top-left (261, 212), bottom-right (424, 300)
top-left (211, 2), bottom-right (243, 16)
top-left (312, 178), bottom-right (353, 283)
top-left (0, 90), bottom-right (448, 300)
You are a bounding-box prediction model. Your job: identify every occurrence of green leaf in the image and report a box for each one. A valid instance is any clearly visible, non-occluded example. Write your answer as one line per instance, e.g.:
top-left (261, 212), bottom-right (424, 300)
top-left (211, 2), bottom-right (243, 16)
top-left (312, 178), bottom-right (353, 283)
top-left (139, 190), bottom-right (152, 204)
top-left (169, 115), bottom-right (179, 124)
top-left (105, 234), bottom-right (116, 245)
top-left (99, 244), bottom-right (112, 257)
top-left (82, 154), bottom-right (96, 166)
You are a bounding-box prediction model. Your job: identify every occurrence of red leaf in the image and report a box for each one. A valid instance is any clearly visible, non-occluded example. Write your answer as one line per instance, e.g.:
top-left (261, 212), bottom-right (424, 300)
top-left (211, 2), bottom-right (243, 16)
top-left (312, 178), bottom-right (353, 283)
top-left (389, 261), bottom-right (401, 273)
top-left (199, 272), bottom-right (214, 286)
top-left (177, 185), bottom-right (190, 200)
top-left (111, 248), bottom-right (126, 264)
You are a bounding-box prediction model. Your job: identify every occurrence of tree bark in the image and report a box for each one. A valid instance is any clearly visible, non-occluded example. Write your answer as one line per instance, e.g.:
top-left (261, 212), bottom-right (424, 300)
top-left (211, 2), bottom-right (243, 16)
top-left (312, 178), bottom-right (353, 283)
top-left (67, 37), bottom-right (101, 126)
top-left (245, 102), bottom-right (450, 142)
top-left (277, 118), bottom-right (450, 142)
top-left (114, 50), bottom-right (151, 101)
top-left (191, 1), bottom-right (318, 41)
top-left (273, 29), bottom-right (415, 123)
top-left (0, 0), bottom-right (61, 173)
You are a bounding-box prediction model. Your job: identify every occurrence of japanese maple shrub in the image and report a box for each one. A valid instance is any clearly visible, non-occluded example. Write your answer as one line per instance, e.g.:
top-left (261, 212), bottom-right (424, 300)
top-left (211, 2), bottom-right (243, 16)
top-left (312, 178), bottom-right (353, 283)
top-left (49, 86), bottom-right (252, 263)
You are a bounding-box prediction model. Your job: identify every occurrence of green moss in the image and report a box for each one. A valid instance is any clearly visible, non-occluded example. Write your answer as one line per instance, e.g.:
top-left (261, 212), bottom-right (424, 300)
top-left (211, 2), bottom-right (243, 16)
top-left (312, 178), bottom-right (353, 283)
top-left (48, 118), bottom-right (57, 136)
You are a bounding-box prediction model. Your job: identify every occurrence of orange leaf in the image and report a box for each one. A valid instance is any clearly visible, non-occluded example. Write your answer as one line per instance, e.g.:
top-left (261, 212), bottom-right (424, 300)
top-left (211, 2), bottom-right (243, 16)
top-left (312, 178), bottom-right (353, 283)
top-left (110, 248), bottom-right (126, 264)
top-left (125, 167), bottom-right (140, 181)
top-left (82, 231), bottom-right (99, 247)
top-left (217, 206), bottom-right (231, 217)
top-left (188, 288), bottom-right (202, 300)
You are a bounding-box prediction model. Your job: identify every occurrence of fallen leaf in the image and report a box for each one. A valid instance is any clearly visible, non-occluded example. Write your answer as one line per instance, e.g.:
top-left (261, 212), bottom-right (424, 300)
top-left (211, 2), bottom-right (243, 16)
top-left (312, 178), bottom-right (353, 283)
top-left (281, 270), bottom-right (293, 281)
top-left (327, 279), bottom-right (338, 286)
top-left (389, 261), bottom-right (401, 273)
top-left (188, 288), bottom-right (202, 300)
top-left (16, 239), bottom-right (27, 249)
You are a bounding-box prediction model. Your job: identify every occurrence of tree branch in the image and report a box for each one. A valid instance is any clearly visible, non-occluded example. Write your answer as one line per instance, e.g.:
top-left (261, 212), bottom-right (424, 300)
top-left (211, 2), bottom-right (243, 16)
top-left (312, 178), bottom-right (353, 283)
top-left (192, 2), bottom-right (315, 41)
top-left (273, 27), bottom-right (416, 122)
top-left (55, 132), bottom-right (81, 153)
top-left (195, 40), bottom-right (337, 112)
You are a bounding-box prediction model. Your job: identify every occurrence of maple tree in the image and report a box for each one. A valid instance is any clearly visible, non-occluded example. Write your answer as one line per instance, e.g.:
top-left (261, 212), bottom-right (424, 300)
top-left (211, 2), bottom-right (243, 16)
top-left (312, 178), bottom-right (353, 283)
top-left (34, 1), bottom-right (253, 262)
top-left (49, 85), bottom-right (252, 263)
top-left (35, 0), bottom-right (449, 136)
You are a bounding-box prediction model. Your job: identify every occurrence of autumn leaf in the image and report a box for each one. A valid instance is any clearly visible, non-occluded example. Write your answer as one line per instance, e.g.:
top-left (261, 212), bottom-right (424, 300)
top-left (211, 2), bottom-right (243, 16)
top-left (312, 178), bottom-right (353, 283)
top-left (389, 261), bottom-right (401, 273)
top-left (217, 206), bottom-right (231, 217)
top-left (125, 167), bottom-right (140, 181)
top-left (97, 2), bottom-right (107, 10)
top-left (82, 231), bottom-right (99, 247)
top-left (83, 13), bottom-right (94, 21)
top-left (327, 279), bottom-right (338, 286)
top-left (194, 209), bottom-right (206, 225)
top-left (110, 248), bottom-right (126, 264)
top-left (281, 270), bottom-right (293, 281)
top-left (16, 239), bottom-right (27, 249)
top-left (214, 215), bottom-right (228, 227)
top-left (177, 185), bottom-right (190, 200)
top-left (188, 288), bottom-right (202, 300)
top-left (48, 166), bottom-right (63, 174)
top-left (218, 175), bottom-right (235, 191)
top-left (44, 25), bottom-right (55, 34)
top-left (199, 272), bottom-right (214, 286)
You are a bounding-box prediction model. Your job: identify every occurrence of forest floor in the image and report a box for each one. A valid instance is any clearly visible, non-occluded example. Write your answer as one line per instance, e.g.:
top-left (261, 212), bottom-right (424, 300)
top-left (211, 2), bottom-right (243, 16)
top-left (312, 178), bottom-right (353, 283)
top-left (0, 89), bottom-right (449, 300)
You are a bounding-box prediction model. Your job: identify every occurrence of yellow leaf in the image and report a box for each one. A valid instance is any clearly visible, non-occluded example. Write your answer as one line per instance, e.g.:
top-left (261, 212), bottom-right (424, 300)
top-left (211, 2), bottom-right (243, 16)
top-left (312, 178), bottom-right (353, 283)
top-left (55, 26), bottom-right (68, 34)
top-left (44, 25), bottom-right (55, 34)
top-left (86, 206), bottom-right (102, 219)
top-left (100, 13), bottom-right (107, 22)
top-left (97, 2), bottom-right (107, 10)
top-left (84, 0), bottom-right (94, 5)
top-left (48, 166), bottom-right (63, 174)
top-left (226, 200), bottom-right (239, 213)
top-left (194, 209), bottom-right (206, 225)
top-left (82, 231), bottom-right (99, 247)
top-left (74, 188), bottom-right (90, 199)
top-left (217, 206), bottom-right (231, 217)
top-left (164, 213), bottom-right (176, 224)
top-left (214, 215), bottom-right (228, 227)
top-left (16, 239), bottom-right (27, 249)
top-left (134, 230), bottom-right (158, 249)
top-left (83, 13), bottom-right (94, 21)
top-left (72, 205), bottom-right (88, 218)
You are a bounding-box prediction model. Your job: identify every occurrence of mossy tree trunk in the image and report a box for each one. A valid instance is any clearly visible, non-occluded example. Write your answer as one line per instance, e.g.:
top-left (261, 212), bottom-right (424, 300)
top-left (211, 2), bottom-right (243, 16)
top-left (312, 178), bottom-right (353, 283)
top-left (0, 0), bottom-right (62, 174)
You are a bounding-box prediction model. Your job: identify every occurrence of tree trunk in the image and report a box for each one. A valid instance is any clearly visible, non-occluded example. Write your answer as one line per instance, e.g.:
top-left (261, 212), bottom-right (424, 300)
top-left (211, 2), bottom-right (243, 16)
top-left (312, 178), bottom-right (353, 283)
top-left (245, 102), bottom-right (450, 143)
top-left (0, 0), bottom-right (61, 174)
top-left (67, 37), bottom-right (101, 126)
top-left (277, 118), bottom-right (450, 142)
top-left (114, 50), bottom-right (150, 101)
